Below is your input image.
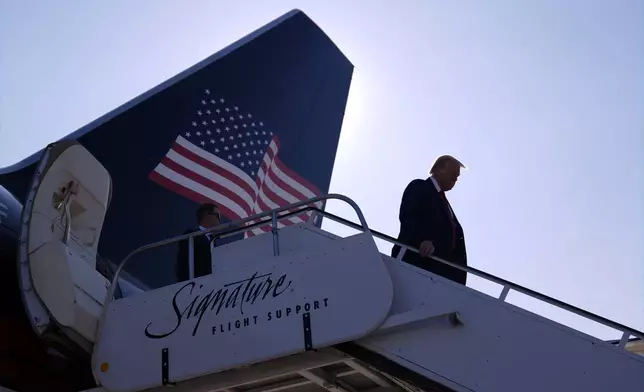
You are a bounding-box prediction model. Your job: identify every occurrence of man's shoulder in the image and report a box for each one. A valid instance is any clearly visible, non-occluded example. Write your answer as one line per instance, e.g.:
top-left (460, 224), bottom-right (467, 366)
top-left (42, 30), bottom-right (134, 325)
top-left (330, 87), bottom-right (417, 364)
top-left (408, 178), bottom-right (427, 186)
top-left (405, 178), bottom-right (430, 192)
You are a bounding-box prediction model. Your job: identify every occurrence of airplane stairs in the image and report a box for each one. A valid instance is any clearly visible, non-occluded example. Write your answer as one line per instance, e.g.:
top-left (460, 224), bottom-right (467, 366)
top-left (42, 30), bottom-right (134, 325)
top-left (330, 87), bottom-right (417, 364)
top-left (14, 141), bottom-right (644, 392)
top-left (18, 140), bottom-right (644, 392)
top-left (80, 194), bottom-right (644, 392)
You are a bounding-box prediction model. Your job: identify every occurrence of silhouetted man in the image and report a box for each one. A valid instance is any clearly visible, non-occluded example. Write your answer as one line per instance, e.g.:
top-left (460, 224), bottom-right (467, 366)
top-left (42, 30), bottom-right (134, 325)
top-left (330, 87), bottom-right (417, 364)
top-left (176, 203), bottom-right (221, 282)
top-left (391, 155), bottom-right (468, 285)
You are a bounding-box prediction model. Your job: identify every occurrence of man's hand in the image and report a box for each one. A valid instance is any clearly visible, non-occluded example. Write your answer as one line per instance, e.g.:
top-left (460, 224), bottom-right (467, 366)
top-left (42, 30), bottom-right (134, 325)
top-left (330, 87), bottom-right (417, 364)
top-left (419, 240), bottom-right (435, 258)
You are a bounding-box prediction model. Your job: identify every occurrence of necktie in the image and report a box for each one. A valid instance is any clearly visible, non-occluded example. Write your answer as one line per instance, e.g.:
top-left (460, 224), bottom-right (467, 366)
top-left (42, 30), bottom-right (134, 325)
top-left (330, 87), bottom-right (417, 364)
top-left (439, 191), bottom-right (457, 250)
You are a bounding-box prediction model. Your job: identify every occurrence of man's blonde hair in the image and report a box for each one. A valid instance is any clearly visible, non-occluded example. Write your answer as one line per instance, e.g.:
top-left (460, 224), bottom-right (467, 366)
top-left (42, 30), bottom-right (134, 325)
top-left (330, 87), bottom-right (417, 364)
top-left (429, 155), bottom-right (466, 174)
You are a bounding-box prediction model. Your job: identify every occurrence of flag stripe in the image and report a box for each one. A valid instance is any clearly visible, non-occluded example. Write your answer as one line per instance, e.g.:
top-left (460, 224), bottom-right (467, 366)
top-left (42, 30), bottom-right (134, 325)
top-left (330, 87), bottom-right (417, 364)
top-left (272, 158), bottom-right (315, 201)
top-left (175, 136), bottom-right (257, 197)
top-left (255, 139), bottom-right (278, 189)
top-left (256, 172), bottom-right (321, 223)
top-left (163, 151), bottom-right (254, 213)
top-left (160, 157), bottom-right (251, 217)
top-left (169, 145), bottom-right (256, 208)
top-left (273, 153), bottom-right (320, 197)
top-left (149, 169), bottom-right (241, 220)
top-left (253, 157), bottom-right (322, 214)
top-left (244, 147), bottom-right (323, 237)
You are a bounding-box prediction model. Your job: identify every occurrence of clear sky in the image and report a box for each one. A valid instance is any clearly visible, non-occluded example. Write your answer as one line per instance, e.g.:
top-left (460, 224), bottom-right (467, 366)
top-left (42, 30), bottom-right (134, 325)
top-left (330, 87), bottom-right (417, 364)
top-left (1, 0), bottom-right (642, 341)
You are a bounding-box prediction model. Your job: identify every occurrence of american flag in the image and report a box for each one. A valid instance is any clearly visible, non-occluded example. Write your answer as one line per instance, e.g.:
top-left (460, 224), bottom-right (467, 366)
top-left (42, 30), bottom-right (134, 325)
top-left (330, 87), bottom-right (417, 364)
top-left (148, 89), bottom-right (323, 237)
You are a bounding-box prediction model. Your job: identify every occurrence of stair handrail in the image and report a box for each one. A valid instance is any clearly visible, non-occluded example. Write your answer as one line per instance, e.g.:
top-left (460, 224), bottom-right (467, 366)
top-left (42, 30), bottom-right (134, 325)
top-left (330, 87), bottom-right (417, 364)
top-left (103, 193), bottom-right (369, 308)
top-left (308, 206), bottom-right (644, 346)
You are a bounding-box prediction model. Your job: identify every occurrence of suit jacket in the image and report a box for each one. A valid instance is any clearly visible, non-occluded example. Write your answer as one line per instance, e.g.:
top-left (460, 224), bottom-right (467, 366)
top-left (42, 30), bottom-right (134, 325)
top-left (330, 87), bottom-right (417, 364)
top-left (176, 228), bottom-right (214, 282)
top-left (391, 178), bottom-right (468, 284)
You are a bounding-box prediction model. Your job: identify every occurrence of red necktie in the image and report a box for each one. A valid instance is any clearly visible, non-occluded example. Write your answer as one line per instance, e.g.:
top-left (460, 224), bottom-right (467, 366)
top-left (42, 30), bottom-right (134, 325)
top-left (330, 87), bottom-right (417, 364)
top-left (439, 191), bottom-right (457, 250)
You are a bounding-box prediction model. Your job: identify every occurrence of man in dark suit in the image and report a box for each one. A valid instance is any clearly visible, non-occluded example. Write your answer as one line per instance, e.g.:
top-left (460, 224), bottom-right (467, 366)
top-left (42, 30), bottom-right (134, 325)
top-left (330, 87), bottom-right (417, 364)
top-left (391, 155), bottom-right (468, 285)
top-left (176, 203), bottom-right (222, 282)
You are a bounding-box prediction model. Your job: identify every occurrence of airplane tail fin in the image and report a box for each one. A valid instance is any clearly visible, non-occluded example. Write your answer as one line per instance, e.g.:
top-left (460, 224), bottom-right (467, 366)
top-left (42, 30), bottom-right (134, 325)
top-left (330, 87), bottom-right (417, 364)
top-left (0, 9), bottom-right (354, 289)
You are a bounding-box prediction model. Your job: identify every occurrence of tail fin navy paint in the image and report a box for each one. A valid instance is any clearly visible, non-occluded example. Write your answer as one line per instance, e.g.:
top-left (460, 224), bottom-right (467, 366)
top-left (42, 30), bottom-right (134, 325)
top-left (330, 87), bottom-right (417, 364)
top-left (0, 9), bottom-right (353, 291)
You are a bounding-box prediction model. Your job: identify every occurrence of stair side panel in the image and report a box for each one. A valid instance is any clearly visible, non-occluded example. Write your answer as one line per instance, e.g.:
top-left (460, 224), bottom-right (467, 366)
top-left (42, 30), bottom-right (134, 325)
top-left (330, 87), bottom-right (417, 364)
top-left (356, 256), bottom-right (644, 392)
